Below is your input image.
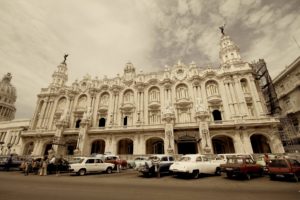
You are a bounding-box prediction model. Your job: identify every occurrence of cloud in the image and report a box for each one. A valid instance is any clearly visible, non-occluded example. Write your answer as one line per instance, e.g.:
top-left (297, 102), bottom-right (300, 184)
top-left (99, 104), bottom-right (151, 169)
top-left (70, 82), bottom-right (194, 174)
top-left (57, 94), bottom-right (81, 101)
top-left (0, 0), bottom-right (299, 119)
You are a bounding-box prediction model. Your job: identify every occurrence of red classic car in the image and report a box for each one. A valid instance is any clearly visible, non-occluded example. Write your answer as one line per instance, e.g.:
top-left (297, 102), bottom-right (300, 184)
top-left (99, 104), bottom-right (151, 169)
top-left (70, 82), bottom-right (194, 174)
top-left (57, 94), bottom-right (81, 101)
top-left (268, 158), bottom-right (300, 182)
top-left (220, 156), bottom-right (263, 180)
top-left (95, 154), bottom-right (127, 169)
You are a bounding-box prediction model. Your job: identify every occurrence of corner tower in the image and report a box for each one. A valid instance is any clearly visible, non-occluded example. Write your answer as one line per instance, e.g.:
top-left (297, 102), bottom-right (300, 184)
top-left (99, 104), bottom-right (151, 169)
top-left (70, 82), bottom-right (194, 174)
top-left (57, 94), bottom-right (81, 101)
top-left (219, 26), bottom-right (242, 66)
top-left (0, 73), bottom-right (17, 121)
top-left (50, 54), bottom-right (68, 88)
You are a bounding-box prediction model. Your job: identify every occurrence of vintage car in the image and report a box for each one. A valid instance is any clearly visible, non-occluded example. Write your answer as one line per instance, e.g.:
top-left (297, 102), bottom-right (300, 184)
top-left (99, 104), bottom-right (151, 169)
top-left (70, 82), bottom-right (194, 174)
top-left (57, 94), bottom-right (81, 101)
top-left (220, 156), bottom-right (263, 180)
top-left (169, 154), bottom-right (221, 178)
top-left (69, 157), bottom-right (115, 176)
top-left (214, 153), bottom-right (253, 165)
top-left (95, 154), bottom-right (127, 169)
top-left (268, 158), bottom-right (300, 182)
top-left (137, 155), bottom-right (174, 177)
top-left (0, 154), bottom-right (24, 171)
top-left (127, 156), bottom-right (148, 169)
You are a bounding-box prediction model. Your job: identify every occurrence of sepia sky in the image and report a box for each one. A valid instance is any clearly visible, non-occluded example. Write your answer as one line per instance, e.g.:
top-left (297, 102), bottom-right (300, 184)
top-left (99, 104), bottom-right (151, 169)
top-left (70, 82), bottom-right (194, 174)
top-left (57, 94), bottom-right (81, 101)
top-left (0, 0), bottom-right (300, 119)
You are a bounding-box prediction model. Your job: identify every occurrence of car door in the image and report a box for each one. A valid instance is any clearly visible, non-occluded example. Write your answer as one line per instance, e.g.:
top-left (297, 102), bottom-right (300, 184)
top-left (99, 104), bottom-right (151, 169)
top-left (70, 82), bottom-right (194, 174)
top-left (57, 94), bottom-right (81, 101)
top-left (159, 156), bottom-right (169, 172)
top-left (195, 156), bottom-right (204, 172)
top-left (202, 156), bottom-right (214, 174)
top-left (85, 159), bottom-right (96, 172)
top-left (95, 159), bottom-right (104, 172)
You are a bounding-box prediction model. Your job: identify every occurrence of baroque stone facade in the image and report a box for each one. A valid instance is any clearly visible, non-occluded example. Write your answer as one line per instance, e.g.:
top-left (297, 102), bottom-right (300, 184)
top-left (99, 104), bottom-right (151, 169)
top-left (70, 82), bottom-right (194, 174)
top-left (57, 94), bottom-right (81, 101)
top-left (8, 32), bottom-right (285, 157)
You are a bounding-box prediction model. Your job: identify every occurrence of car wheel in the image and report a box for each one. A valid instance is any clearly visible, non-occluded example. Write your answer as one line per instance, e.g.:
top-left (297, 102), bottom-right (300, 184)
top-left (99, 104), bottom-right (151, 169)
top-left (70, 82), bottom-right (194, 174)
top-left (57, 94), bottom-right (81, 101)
top-left (245, 173), bottom-right (251, 180)
top-left (106, 167), bottom-right (113, 174)
top-left (78, 169), bottom-right (86, 176)
top-left (192, 170), bottom-right (199, 179)
top-left (226, 172), bottom-right (233, 179)
top-left (215, 168), bottom-right (221, 176)
top-left (293, 174), bottom-right (299, 182)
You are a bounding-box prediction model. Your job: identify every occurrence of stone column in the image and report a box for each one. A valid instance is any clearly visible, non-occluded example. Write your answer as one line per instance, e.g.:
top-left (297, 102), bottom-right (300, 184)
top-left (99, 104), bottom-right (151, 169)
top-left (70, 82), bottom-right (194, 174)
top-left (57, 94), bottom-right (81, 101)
top-left (195, 111), bottom-right (211, 154)
top-left (248, 76), bottom-right (265, 116)
top-left (229, 82), bottom-right (240, 116)
top-left (74, 119), bottom-right (90, 156)
top-left (162, 112), bottom-right (175, 154)
top-left (36, 99), bottom-right (48, 128)
top-left (233, 76), bottom-right (248, 117)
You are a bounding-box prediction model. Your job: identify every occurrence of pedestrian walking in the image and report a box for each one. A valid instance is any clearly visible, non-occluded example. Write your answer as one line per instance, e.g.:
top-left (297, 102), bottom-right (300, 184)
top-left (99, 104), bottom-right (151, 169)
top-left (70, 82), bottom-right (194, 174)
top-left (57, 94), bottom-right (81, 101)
top-left (39, 157), bottom-right (48, 176)
top-left (24, 160), bottom-right (31, 176)
top-left (5, 154), bottom-right (13, 171)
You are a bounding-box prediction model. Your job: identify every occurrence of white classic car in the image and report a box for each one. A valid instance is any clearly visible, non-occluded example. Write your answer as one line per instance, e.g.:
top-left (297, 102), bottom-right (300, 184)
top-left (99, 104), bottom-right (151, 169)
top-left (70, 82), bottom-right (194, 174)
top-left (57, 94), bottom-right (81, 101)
top-left (69, 157), bottom-right (115, 176)
top-left (169, 154), bottom-right (221, 178)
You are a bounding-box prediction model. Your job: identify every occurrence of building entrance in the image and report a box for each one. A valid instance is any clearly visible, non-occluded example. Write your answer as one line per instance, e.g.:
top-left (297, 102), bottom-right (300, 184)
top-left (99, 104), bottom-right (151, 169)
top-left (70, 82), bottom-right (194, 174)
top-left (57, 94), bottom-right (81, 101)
top-left (176, 136), bottom-right (198, 154)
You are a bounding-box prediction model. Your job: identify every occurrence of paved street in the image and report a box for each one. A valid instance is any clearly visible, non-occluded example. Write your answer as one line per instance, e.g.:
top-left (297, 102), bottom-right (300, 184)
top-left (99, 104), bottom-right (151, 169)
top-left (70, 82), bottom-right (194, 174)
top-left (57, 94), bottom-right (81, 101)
top-left (0, 170), bottom-right (299, 200)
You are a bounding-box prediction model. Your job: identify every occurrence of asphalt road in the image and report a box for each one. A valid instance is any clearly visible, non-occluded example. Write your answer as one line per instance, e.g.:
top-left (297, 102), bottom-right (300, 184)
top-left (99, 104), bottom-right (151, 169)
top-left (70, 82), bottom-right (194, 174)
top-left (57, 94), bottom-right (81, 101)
top-left (0, 170), bottom-right (299, 200)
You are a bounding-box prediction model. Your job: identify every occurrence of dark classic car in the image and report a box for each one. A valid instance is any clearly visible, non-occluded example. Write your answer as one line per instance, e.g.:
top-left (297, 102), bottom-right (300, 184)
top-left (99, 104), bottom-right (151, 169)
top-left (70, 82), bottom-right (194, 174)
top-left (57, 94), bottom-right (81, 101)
top-left (268, 158), bottom-right (300, 182)
top-left (137, 155), bottom-right (174, 177)
top-left (0, 154), bottom-right (24, 171)
top-left (220, 156), bottom-right (263, 180)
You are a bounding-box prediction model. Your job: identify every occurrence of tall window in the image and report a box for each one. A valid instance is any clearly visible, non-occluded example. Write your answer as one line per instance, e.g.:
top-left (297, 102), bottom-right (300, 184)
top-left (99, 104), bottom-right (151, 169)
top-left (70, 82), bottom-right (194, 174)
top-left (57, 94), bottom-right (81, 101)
top-left (149, 87), bottom-right (160, 102)
top-left (123, 116), bottom-right (128, 126)
top-left (240, 79), bottom-right (249, 93)
top-left (212, 110), bottom-right (222, 121)
top-left (123, 90), bottom-right (134, 103)
top-left (176, 84), bottom-right (188, 99)
top-left (100, 93), bottom-right (109, 106)
top-left (206, 81), bottom-right (219, 96)
top-left (99, 118), bottom-right (106, 127)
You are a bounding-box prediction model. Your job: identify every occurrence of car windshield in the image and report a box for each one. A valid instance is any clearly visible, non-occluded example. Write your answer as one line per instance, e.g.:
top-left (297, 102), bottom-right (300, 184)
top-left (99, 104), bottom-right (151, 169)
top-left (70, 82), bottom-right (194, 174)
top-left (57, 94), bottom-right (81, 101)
top-left (179, 157), bottom-right (191, 161)
top-left (269, 160), bottom-right (288, 167)
top-left (69, 158), bottom-right (84, 164)
top-left (228, 158), bottom-right (243, 164)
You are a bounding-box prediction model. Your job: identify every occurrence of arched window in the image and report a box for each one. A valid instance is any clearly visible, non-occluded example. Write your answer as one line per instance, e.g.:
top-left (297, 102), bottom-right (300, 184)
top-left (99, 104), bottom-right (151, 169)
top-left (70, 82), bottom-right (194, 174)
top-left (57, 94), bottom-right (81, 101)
top-left (123, 90), bottom-right (134, 103)
top-left (77, 95), bottom-right (87, 108)
top-left (75, 119), bottom-right (81, 128)
top-left (148, 87), bottom-right (160, 102)
top-left (212, 110), bottom-right (222, 121)
top-left (100, 93), bottom-right (109, 106)
top-left (206, 81), bottom-right (219, 96)
top-left (99, 118), bottom-right (106, 127)
top-left (56, 97), bottom-right (67, 113)
top-left (176, 84), bottom-right (188, 99)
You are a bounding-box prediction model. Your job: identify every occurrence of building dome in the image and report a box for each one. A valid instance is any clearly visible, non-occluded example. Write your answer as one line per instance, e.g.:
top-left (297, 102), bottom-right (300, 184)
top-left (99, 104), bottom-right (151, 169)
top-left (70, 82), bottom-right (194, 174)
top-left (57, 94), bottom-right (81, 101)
top-left (0, 73), bottom-right (17, 121)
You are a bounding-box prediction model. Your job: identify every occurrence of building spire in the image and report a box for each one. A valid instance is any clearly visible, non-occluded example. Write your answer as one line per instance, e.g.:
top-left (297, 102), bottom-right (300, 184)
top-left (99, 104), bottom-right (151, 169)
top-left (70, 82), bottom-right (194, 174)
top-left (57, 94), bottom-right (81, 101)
top-left (219, 27), bottom-right (242, 66)
top-left (50, 54), bottom-right (69, 88)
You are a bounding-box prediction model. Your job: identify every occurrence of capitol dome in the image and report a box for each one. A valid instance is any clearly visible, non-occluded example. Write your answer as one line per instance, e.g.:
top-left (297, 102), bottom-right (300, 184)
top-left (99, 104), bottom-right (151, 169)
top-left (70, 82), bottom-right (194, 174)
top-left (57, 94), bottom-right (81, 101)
top-left (0, 73), bottom-right (17, 121)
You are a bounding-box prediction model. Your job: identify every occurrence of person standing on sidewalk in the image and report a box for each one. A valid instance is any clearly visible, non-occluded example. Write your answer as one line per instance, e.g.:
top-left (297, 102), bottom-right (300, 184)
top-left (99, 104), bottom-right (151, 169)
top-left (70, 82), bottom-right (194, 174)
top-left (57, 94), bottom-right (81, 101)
top-left (40, 157), bottom-right (48, 176)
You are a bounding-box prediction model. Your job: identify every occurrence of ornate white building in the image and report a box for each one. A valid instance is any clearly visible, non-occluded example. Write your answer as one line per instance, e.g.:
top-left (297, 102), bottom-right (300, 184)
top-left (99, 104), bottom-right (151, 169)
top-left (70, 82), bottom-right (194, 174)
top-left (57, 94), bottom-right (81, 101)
top-left (16, 32), bottom-right (285, 157)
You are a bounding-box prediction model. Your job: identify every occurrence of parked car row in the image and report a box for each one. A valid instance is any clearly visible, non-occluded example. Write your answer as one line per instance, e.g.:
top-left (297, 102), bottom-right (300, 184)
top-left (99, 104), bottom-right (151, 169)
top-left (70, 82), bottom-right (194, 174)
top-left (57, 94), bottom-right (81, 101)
top-left (136, 154), bottom-right (300, 182)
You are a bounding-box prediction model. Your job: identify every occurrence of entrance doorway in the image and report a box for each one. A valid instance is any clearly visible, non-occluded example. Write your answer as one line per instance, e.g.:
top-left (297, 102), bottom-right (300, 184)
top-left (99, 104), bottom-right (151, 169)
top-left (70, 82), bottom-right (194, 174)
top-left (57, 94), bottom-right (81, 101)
top-left (212, 135), bottom-right (235, 154)
top-left (250, 134), bottom-right (271, 153)
top-left (177, 136), bottom-right (198, 154)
